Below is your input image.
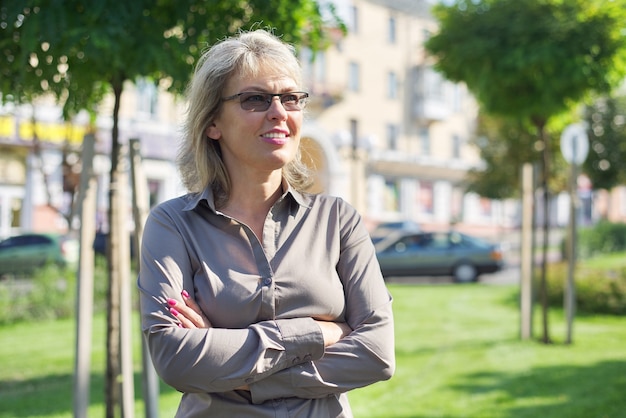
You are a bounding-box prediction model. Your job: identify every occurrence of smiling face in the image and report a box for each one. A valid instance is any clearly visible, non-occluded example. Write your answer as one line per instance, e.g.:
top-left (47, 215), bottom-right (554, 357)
top-left (206, 69), bottom-right (304, 182)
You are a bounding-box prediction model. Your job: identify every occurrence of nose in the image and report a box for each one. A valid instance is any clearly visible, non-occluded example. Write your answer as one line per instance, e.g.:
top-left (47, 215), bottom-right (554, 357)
top-left (266, 97), bottom-right (288, 120)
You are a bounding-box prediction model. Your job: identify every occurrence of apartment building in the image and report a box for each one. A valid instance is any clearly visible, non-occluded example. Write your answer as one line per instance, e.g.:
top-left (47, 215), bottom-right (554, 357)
top-left (300, 0), bottom-right (515, 231)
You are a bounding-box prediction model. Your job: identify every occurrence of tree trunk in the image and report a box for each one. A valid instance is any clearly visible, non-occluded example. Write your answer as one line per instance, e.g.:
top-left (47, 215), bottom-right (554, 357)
top-left (536, 121), bottom-right (552, 344)
top-left (105, 79), bottom-right (123, 418)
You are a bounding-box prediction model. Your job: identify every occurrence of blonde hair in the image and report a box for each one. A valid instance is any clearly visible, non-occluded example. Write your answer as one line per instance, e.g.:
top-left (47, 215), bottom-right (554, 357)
top-left (177, 29), bottom-right (313, 204)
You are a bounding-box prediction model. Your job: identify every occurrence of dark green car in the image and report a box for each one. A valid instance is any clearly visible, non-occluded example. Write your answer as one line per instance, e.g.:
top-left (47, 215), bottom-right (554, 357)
top-left (0, 233), bottom-right (78, 279)
top-left (375, 230), bottom-right (504, 283)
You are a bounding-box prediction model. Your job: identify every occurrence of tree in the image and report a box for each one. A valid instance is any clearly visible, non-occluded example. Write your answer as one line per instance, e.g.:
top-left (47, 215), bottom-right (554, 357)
top-left (467, 114), bottom-right (541, 200)
top-left (583, 94), bottom-right (626, 196)
top-left (1, 1), bottom-right (344, 416)
top-left (466, 113), bottom-right (570, 199)
top-left (425, 0), bottom-right (626, 343)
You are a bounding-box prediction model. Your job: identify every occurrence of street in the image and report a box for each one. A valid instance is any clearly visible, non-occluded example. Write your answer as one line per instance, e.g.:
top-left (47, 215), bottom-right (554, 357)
top-left (384, 264), bottom-right (519, 286)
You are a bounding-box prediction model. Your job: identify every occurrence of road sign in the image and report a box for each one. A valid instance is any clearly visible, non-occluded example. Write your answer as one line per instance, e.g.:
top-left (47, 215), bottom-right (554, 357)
top-left (560, 123), bottom-right (589, 165)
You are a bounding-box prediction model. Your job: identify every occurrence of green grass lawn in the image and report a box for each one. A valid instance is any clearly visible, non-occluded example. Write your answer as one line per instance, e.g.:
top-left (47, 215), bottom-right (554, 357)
top-left (1, 283), bottom-right (625, 417)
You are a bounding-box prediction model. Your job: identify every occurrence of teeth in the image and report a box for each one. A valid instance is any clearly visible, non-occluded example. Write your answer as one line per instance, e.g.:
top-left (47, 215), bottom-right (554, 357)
top-left (263, 132), bottom-right (287, 138)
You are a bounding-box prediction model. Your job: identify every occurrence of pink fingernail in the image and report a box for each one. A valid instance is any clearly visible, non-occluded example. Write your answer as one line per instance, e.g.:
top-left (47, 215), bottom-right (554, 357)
top-left (167, 298), bottom-right (177, 306)
top-left (170, 308), bottom-right (179, 316)
top-left (181, 290), bottom-right (190, 298)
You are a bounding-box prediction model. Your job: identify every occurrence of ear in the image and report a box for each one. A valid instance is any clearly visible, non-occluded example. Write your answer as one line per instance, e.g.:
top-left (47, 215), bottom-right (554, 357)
top-left (206, 124), bottom-right (221, 140)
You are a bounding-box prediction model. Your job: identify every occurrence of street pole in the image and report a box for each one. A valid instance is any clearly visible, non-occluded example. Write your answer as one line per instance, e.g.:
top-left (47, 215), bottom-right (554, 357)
top-left (560, 123), bottom-right (588, 345)
top-left (565, 159), bottom-right (578, 344)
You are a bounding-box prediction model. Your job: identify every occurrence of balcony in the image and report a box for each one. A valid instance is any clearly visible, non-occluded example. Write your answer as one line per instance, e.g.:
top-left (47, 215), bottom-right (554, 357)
top-left (304, 82), bottom-right (345, 115)
top-left (411, 65), bottom-right (452, 123)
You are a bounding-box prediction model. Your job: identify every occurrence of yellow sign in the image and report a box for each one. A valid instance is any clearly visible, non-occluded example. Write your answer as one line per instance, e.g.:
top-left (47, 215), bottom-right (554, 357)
top-left (0, 115), bottom-right (87, 145)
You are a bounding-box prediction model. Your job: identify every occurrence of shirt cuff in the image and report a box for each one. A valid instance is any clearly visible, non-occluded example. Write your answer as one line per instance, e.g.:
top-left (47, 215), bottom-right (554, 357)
top-left (275, 317), bottom-right (325, 366)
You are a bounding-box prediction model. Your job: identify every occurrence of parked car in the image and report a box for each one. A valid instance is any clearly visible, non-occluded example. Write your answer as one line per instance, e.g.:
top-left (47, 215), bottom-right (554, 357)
top-left (375, 230), bottom-right (504, 282)
top-left (370, 220), bottom-right (421, 245)
top-left (0, 233), bottom-right (79, 279)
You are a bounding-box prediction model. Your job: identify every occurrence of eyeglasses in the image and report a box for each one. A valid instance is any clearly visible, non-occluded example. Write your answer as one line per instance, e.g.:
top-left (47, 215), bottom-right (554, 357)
top-left (221, 91), bottom-right (309, 112)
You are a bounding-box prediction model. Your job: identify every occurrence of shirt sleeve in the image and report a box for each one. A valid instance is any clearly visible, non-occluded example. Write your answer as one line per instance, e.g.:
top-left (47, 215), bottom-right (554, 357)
top-left (137, 203), bottom-right (326, 393)
top-left (249, 200), bottom-right (395, 403)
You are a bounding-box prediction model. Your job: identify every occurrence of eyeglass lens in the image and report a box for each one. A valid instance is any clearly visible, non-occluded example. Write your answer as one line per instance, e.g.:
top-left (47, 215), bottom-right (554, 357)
top-left (238, 92), bottom-right (308, 111)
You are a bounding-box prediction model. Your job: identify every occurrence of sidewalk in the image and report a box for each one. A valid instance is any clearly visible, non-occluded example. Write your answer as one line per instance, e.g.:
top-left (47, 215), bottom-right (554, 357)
top-left (495, 227), bottom-right (564, 267)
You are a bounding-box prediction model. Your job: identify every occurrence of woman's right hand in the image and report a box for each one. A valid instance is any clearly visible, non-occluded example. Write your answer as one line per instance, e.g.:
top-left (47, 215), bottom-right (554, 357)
top-left (167, 290), bottom-right (212, 329)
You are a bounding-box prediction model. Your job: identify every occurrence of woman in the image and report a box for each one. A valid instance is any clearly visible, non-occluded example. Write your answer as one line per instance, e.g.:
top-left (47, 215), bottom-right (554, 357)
top-left (138, 29), bottom-right (395, 417)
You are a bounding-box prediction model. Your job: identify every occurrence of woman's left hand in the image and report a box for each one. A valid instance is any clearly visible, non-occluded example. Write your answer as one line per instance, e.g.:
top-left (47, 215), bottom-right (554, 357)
top-left (167, 290), bottom-right (212, 329)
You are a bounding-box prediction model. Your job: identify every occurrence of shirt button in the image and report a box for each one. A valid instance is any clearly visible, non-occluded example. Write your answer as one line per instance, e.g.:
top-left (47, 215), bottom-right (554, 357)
top-left (263, 277), bottom-right (272, 286)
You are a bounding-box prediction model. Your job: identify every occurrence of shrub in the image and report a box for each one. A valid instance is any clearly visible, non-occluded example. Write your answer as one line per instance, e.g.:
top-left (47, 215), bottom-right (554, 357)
top-left (0, 255), bottom-right (115, 324)
top-left (574, 220), bottom-right (626, 259)
top-left (0, 263), bottom-right (76, 324)
top-left (545, 262), bottom-right (626, 315)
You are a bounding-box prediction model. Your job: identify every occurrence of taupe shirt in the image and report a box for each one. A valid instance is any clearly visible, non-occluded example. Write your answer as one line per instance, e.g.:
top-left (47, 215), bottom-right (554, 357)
top-left (138, 185), bottom-right (395, 417)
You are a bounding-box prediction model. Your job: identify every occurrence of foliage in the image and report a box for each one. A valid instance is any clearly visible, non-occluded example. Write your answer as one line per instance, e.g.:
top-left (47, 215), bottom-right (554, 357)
top-left (426, 0), bottom-right (626, 123)
top-left (0, 263), bottom-right (75, 324)
top-left (583, 94), bottom-right (626, 190)
top-left (577, 220), bottom-right (626, 258)
top-left (466, 113), bottom-right (569, 199)
top-left (0, 0), bottom-right (345, 117)
top-left (0, 256), bottom-right (110, 325)
top-left (430, 0), bottom-right (626, 199)
top-left (545, 261), bottom-right (626, 316)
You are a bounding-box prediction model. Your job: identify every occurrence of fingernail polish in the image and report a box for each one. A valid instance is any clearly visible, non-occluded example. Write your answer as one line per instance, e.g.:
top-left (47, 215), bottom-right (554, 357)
top-left (167, 298), bottom-right (176, 306)
top-left (170, 308), bottom-right (179, 316)
top-left (181, 290), bottom-right (190, 298)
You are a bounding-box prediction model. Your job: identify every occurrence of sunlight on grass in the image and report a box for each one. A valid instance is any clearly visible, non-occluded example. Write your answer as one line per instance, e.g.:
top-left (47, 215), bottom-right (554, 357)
top-left (349, 284), bottom-right (626, 418)
top-left (1, 283), bottom-right (625, 418)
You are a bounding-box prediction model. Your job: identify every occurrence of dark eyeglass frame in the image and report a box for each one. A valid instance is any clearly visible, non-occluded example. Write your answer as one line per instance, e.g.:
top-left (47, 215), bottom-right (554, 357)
top-left (221, 91), bottom-right (309, 111)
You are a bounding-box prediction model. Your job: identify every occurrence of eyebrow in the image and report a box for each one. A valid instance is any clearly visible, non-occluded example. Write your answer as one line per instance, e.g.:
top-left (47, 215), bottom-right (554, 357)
top-left (238, 86), bottom-right (300, 93)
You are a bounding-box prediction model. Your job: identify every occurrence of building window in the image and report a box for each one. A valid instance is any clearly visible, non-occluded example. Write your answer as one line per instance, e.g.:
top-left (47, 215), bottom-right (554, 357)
top-left (452, 84), bottom-right (463, 112)
top-left (388, 16), bottom-right (396, 44)
top-left (136, 78), bottom-right (158, 118)
top-left (424, 67), bottom-right (445, 101)
top-left (383, 179), bottom-right (400, 212)
top-left (452, 134), bottom-right (461, 159)
top-left (418, 181), bottom-right (434, 215)
top-left (350, 6), bottom-right (359, 34)
top-left (301, 48), bottom-right (327, 87)
top-left (349, 62), bottom-right (360, 92)
top-left (10, 196), bottom-right (22, 228)
top-left (315, 51), bottom-right (327, 84)
top-left (349, 119), bottom-right (359, 150)
top-left (480, 198), bottom-right (492, 217)
top-left (387, 71), bottom-right (398, 99)
top-left (300, 47), bottom-right (313, 83)
top-left (419, 127), bottom-right (430, 156)
top-left (386, 123), bottom-right (399, 150)
top-left (148, 179), bottom-right (162, 208)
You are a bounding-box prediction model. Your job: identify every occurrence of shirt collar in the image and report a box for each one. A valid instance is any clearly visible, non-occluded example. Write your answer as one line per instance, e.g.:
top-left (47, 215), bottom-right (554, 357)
top-left (182, 180), bottom-right (311, 212)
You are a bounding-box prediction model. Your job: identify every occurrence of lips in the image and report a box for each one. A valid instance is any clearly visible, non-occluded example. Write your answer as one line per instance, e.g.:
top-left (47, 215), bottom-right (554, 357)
top-left (260, 131), bottom-right (289, 145)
